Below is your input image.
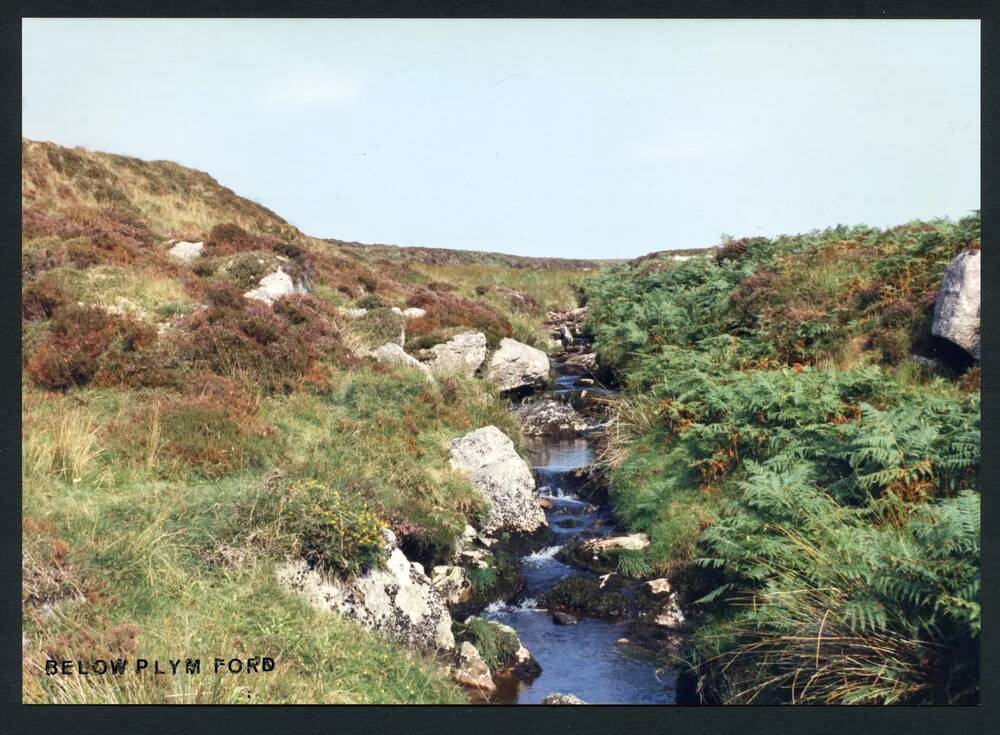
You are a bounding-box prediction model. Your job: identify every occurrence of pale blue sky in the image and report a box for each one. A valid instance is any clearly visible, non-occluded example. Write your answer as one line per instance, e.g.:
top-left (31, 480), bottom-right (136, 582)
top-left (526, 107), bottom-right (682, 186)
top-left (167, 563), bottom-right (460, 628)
top-left (22, 19), bottom-right (980, 259)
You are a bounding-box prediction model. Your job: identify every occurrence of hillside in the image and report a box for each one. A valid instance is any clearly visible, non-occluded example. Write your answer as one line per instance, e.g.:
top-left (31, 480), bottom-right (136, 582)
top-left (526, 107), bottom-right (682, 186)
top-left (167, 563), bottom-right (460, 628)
top-left (20, 139), bottom-right (591, 704)
top-left (328, 238), bottom-right (622, 271)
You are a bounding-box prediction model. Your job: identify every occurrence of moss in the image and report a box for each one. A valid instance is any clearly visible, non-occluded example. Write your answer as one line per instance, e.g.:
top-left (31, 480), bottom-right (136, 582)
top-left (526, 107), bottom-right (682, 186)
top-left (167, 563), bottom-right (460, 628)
top-left (539, 575), bottom-right (629, 618)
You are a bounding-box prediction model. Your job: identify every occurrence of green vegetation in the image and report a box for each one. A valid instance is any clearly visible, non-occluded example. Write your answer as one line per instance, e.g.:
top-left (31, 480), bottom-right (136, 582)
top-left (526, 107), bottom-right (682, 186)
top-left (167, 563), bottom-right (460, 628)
top-left (20, 139), bottom-right (586, 703)
top-left (453, 618), bottom-right (520, 670)
top-left (583, 216), bottom-right (980, 704)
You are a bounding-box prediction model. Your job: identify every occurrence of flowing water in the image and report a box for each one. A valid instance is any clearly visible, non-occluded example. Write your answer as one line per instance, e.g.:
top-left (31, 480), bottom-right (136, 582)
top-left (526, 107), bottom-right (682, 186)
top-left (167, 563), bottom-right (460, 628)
top-left (485, 359), bottom-right (678, 704)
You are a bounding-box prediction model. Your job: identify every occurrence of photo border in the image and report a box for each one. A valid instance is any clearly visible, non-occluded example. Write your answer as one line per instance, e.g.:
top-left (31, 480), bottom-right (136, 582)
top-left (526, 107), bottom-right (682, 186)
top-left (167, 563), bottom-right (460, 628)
top-left (2, 2), bottom-right (996, 734)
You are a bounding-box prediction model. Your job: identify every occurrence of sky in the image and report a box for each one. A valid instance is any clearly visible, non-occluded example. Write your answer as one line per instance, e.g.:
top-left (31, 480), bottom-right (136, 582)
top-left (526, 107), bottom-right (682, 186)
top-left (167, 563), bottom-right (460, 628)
top-left (22, 19), bottom-right (980, 259)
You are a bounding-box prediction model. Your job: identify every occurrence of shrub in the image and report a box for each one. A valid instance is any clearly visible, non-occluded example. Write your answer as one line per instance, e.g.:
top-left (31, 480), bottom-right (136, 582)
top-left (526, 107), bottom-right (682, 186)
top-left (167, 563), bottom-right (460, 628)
top-left (405, 288), bottom-right (512, 347)
top-left (279, 480), bottom-right (387, 575)
top-left (26, 305), bottom-right (116, 390)
top-left (176, 290), bottom-right (349, 393)
top-left (22, 276), bottom-right (67, 321)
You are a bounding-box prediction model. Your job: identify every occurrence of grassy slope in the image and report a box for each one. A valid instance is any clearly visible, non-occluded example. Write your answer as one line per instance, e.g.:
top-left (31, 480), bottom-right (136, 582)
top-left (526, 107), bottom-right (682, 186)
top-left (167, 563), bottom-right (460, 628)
top-left (21, 139), bottom-right (587, 703)
top-left (583, 220), bottom-right (981, 704)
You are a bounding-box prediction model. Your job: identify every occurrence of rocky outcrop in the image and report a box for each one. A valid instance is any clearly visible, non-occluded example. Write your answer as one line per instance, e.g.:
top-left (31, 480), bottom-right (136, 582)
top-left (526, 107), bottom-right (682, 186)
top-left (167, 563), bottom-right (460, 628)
top-left (485, 338), bottom-right (550, 392)
top-left (452, 642), bottom-right (495, 692)
top-left (540, 574), bottom-right (629, 619)
top-left (456, 617), bottom-right (542, 683)
top-left (546, 307), bottom-right (588, 348)
top-left (558, 533), bottom-right (650, 574)
top-left (402, 307), bottom-right (427, 319)
top-left (488, 620), bottom-right (542, 680)
top-left (168, 240), bottom-right (204, 262)
top-left (514, 399), bottom-right (589, 436)
top-left (277, 539), bottom-right (454, 652)
top-left (540, 692), bottom-right (587, 704)
top-left (932, 249), bottom-right (981, 360)
top-left (426, 332), bottom-right (488, 378)
top-left (430, 565), bottom-right (473, 607)
top-left (243, 268), bottom-right (306, 305)
top-left (370, 343), bottom-right (435, 382)
top-left (449, 426), bottom-right (546, 537)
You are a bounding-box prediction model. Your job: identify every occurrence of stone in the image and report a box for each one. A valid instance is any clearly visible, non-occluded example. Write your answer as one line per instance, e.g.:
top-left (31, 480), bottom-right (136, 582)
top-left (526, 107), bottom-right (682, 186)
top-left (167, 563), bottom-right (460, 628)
top-left (636, 577), bottom-right (686, 631)
top-left (370, 343), bottom-right (435, 383)
top-left (402, 307), bottom-right (427, 319)
top-left (552, 611), bottom-right (579, 625)
top-left (653, 602), bottom-right (686, 630)
top-left (277, 547), bottom-right (455, 652)
top-left (449, 426), bottom-right (546, 537)
top-left (488, 620), bottom-right (542, 680)
top-left (932, 249), bottom-right (981, 359)
top-left (452, 642), bottom-right (496, 692)
top-left (558, 533), bottom-right (650, 573)
top-left (540, 692), bottom-right (586, 705)
top-left (912, 355), bottom-right (946, 373)
top-left (514, 399), bottom-right (589, 436)
top-left (564, 352), bottom-right (599, 374)
top-left (426, 332), bottom-right (488, 378)
top-left (540, 575), bottom-right (629, 619)
top-left (639, 578), bottom-right (671, 599)
top-left (485, 338), bottom-right (550, 392)
top-left (430, 565), bottom-right (473, 607)
top-left (243, 268), bottom-right (306, 305)
top-left (168, 240), bottom-right (204, 262)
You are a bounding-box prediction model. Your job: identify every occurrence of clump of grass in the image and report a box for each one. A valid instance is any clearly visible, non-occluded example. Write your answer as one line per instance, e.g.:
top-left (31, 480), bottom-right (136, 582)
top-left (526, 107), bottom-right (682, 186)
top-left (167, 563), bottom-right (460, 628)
top-left (453, 617), bottom-right (520, 669)
top-left (349, 307), bottom-right (405, 350)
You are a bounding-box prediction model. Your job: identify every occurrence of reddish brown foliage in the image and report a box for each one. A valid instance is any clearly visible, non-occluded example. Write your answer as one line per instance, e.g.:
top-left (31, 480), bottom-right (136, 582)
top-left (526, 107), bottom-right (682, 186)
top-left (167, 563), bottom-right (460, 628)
top-left (22, 276), bottom-right (67, 321)
top-left (26, 305), bottom-right (117, 390)
top-left (405, 287), bottom-right (512, 345)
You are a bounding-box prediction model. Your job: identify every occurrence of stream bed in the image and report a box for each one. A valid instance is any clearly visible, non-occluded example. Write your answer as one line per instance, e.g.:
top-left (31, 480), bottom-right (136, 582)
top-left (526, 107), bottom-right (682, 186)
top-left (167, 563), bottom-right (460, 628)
top-left (485, 363), bottom-right (678, 704)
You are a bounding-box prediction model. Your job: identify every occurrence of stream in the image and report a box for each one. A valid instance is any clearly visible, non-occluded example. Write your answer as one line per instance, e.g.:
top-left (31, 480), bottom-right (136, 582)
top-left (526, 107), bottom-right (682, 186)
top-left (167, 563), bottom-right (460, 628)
top-left (485, 354), bottom-right (678, 704)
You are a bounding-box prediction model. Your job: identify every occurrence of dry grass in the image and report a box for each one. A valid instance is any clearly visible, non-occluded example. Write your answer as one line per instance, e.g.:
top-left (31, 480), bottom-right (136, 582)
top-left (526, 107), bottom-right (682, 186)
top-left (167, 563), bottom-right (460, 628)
top-left (23, 395), bottom-right (106, 485)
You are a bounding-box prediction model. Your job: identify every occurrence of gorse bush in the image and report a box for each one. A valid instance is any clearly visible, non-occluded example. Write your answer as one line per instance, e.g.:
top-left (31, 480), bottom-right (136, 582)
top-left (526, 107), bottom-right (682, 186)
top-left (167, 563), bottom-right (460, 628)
top-left (583, 215), bottom-right (980, 704)
top-left (277, 480), bottom-right (387, 576)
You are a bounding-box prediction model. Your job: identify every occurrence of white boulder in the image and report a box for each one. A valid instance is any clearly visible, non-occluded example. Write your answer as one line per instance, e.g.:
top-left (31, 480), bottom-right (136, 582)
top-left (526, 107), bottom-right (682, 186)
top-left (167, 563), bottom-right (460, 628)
top-left (168, 240), bottom-right (204, 262)
top-left (514, 399), bottom-right (589, 436)
top-left (403, 307), bottom-right (427, 319)
top-left (243, 268), bottom-right (306, 305)
top-left (451, 642), bottom-right (495, 692)
top-left (932, 249), bottom-right (981, 359)
top-left (486, 338), bottom-right (550, 392)
top-left (277, 548), bottom-right (455, 652)
top-left (370, 343), bottom-right (435, 383)
top-left (540, 693), bottom-right (586, 704)
top-left (426, 332), bottom-right (488, 378)
top-left (449, 426), bottom-right (546, 536)
top-left (339, 307), bottom-right (368, 318)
